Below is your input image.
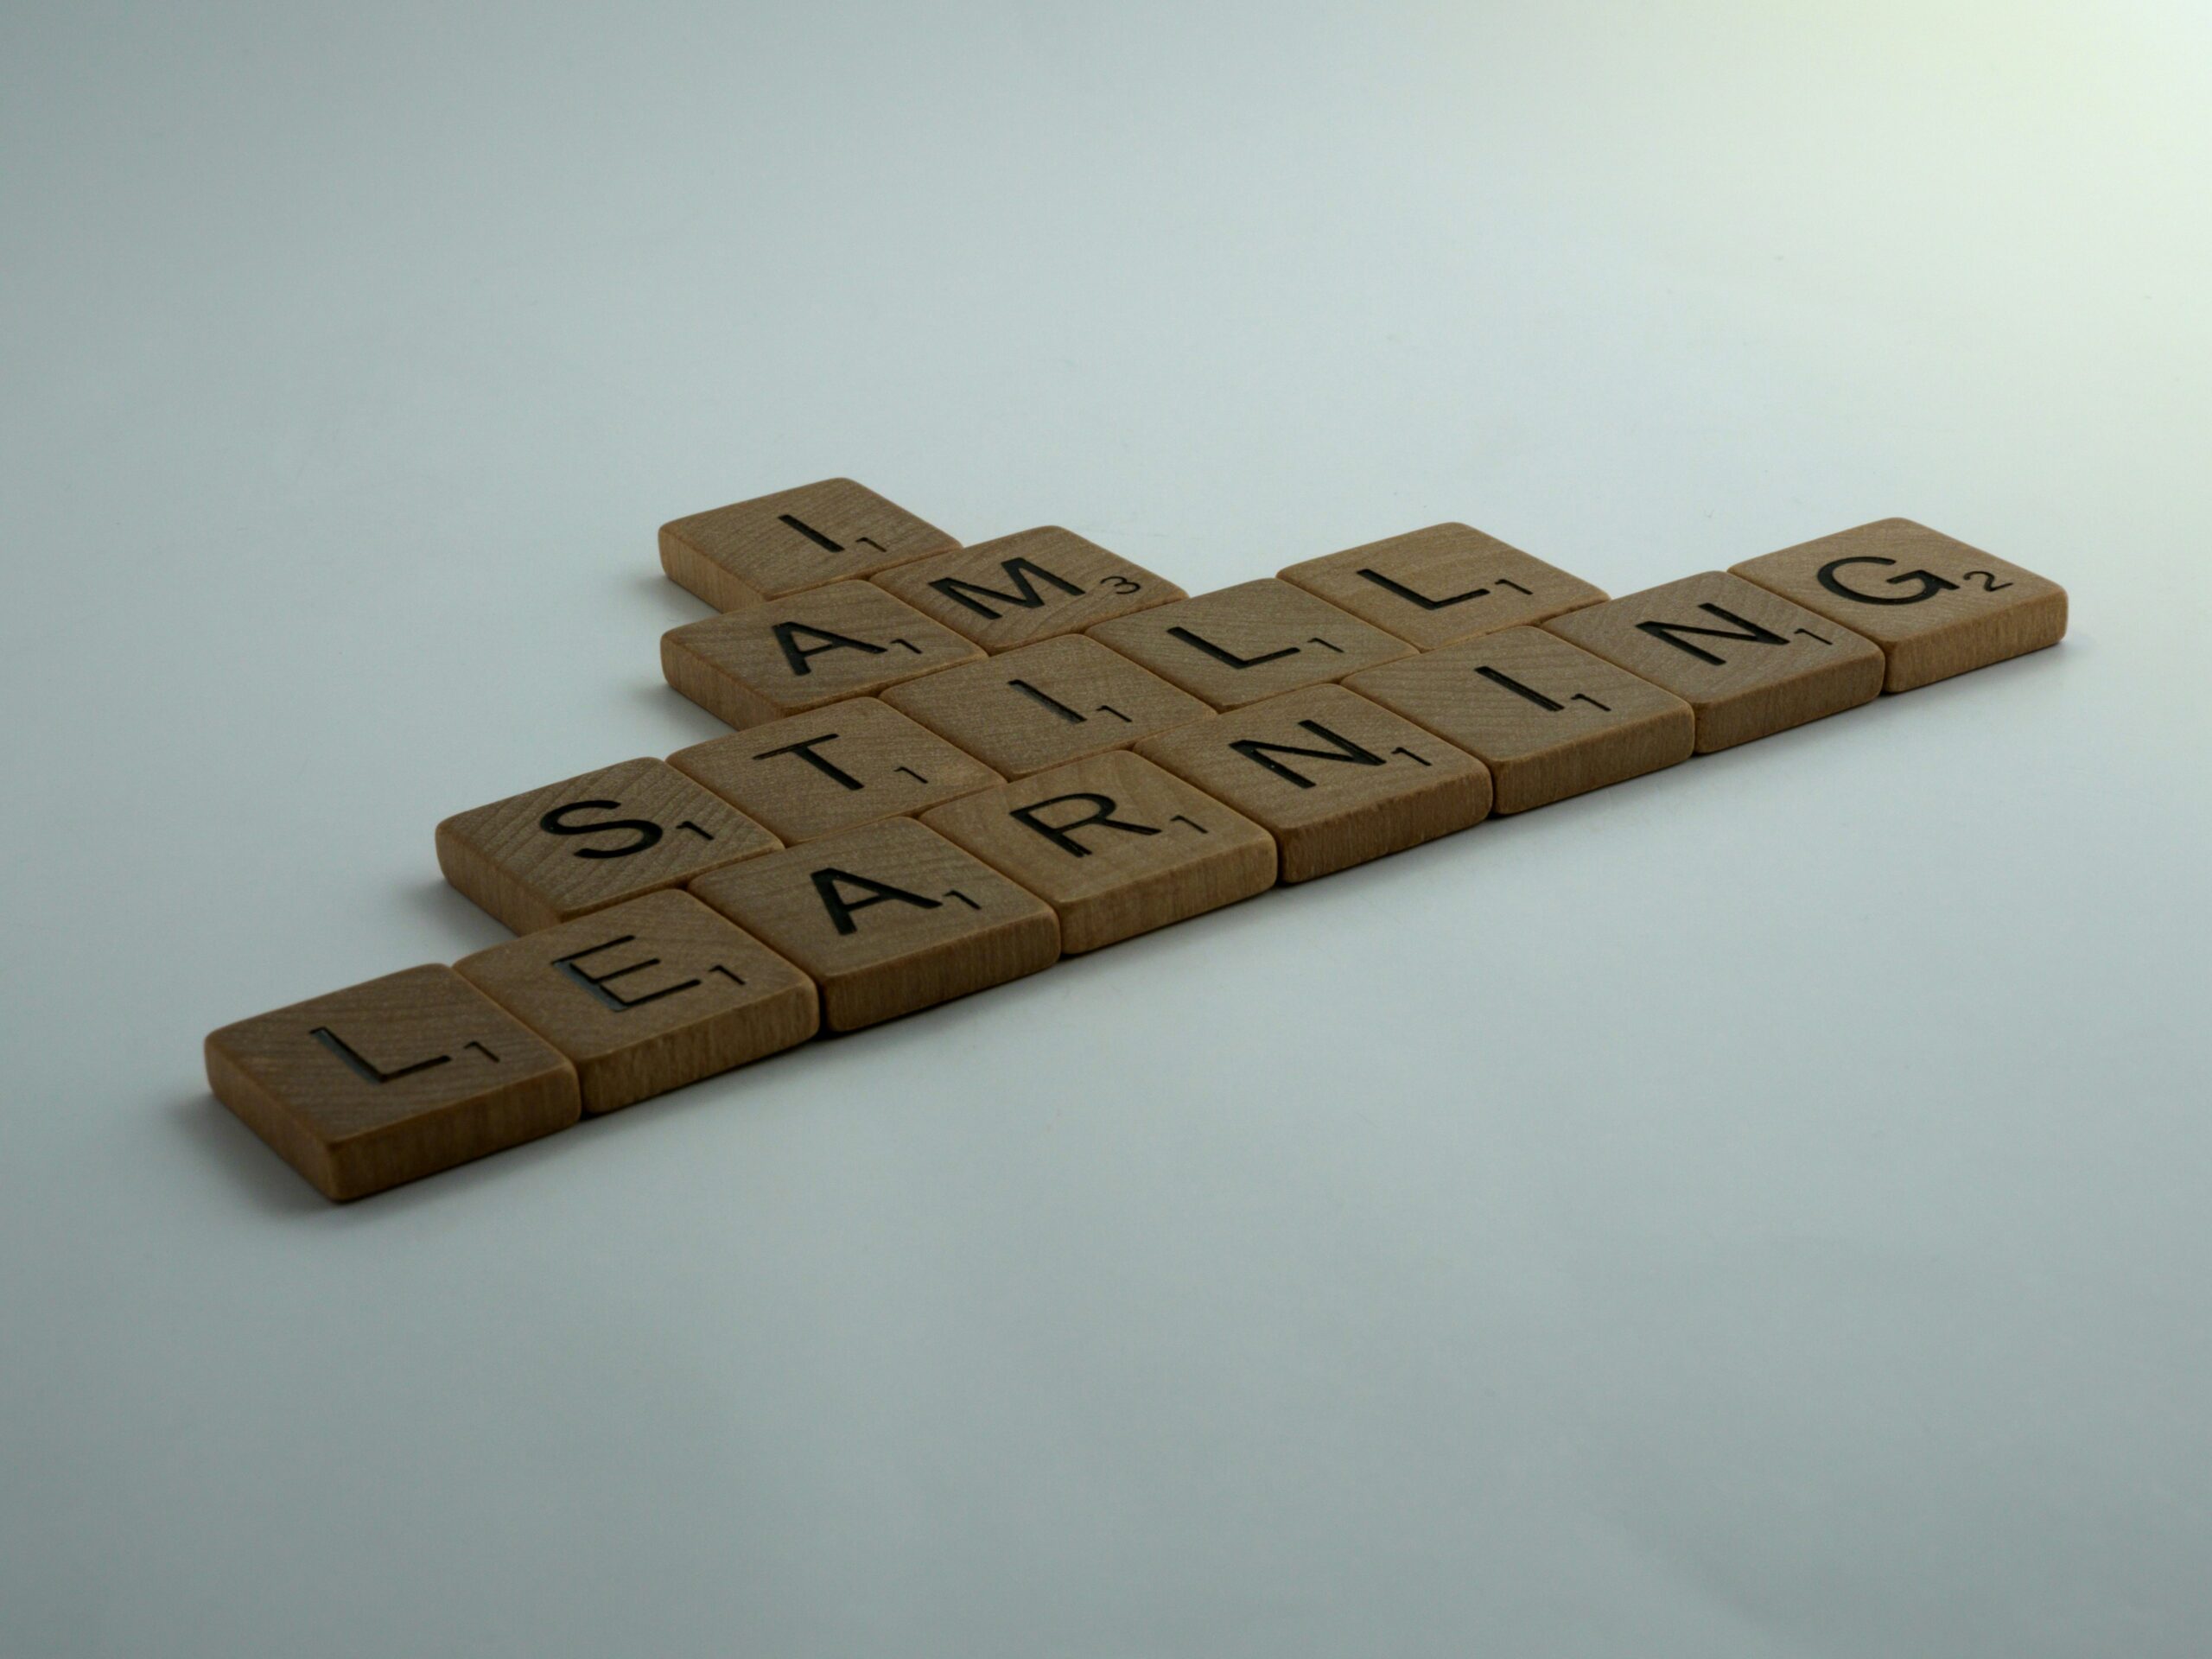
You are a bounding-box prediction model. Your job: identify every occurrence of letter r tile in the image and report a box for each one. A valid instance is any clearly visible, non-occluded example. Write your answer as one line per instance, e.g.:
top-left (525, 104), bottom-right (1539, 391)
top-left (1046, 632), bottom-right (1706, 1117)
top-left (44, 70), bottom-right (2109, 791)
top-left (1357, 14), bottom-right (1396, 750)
top-left (1086, 579), bottom-right (1412, 710)
top-left (1729, 518), bottom-right (2067, 692)
top-left (1544, 572), bottom-right (1884, 753)
top-left (204, 965), bottom-right (580, 1200)
top-left (688, 817), bottom-right (1058, 1031)
top-left (662, 581), bottom-right (983, 728)
top-left (921, 751), bottom-right (1276, 953)
top-left (660, 477), bottom-right (958, 612)
top-left (436, 758), bottom-right (782, 933)
top-left (455, 891), bottom-right (817, 1114)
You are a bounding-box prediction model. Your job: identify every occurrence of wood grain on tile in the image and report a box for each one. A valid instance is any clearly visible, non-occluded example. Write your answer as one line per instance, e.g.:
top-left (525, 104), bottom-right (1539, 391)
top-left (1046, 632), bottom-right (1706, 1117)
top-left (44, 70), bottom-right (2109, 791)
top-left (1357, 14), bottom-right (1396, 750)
top-left (1544, 571), bottom-right (1883, 753)
top-left (660, 477), bottom-right (957, 613)
top-left (1346, 626), bottom-right (1694, 813)
top-left (669, 696), bottom-right (1002, 844)
top-left (921, 751), bottom-right (1275, 952)
top-left (1278, 523), bottom-right (1608, 649)
top-left (1135, 684), bottom-right (1491, 881)
top-left (870, 526), bottom-right (1185, 651)
top-left (454, 890), bottom-right (817, 1114)
top-left (205, 965), bottom-right (580, 1201)
top-left (662, 581), bottom-right (983, 728)
top-left (437, 758), bottom-right (782, 933)
top-left (1729, 518), bottom-right (2068, 692)
top-left (1087, 579), bottom-right (1412, 710)
top-left (688, 817), bottom-right (1058, 1031)
top-left (881, 635), bottom-right (1210, 778)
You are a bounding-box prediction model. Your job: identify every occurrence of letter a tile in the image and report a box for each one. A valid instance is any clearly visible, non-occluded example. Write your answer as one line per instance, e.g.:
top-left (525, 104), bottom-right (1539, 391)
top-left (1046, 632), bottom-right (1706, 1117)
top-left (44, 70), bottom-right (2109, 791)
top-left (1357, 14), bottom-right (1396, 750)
top-left (660, 477), bottom-right (958, 613)
top-left (1347, 627), bottom-right (1694, 813)
top-left (1136, 684), bottom-right (1491, 881)
top-left (669, 696), bottom-right (1003, 844)
top-left (1729, 518), bottom-right (2067, 692)
top-left (869, 526), bottom-right (1186, 651)
top-left (921, 752), bottom-right (1276, 952)
top-left (205, 965), bottom-right (581, 1200)
top-left (882, 635), bottom-right (1210, 778)
top-left (1086, 579), bottom-right (1412, 710)
top-left (1544, 572), bottom-right (1883, 753)
top-left (662, 581), bottom-right (983, 728)
top-left (1277, 523), bottom-right (1607, 650)
top-left (436, 758), bottom-right (782, 933)
top-left (688, 817), bottom-right (1058, 1031)
top-left (455, 891), bottom-right (817, 1114)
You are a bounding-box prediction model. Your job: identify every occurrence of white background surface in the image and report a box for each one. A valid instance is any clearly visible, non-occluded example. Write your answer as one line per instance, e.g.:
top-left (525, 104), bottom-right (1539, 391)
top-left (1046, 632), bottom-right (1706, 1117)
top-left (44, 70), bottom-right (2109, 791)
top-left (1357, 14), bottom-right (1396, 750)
top-left (4, 3), bottom-right (2209, 1655)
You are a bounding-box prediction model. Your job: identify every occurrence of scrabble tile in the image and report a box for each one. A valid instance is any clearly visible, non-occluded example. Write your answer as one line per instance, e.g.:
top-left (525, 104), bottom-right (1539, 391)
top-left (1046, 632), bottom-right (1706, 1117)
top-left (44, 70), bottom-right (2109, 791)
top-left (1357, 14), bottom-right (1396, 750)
top-left (1135, 684), bottom-right (1491, 882)
top-left (660, 477), bottom-right (957, 613)
top-left (668, 696), bottom-right (1002, 844)
top-left (881, 635), bottom-right (1210, 778)
top-left (1544, 572), bottom-right (1884, 753)
top-left (1277, 523), bottom-right (1608, 649)
top-left (688, 817), bottom-right (1058, 1031)
top-left (454, 891), bottom-right (817, 1114)
top-left (436, 758), bottom-right (781, 933)
top-left (921, 752), bottom-right (1275, 953)
top-left (1729, 518), bottom-right (2068, 692)
top-left (1347, 627), bottom-right (1694, 813)
top-left (662, 581), bottom-right (983, 728)
top-left (869, 526), bottom-right (1185, 651)
top-left (1087, 579), bottom-right (1413, 710)
top-left (205, 965), bottom-right (580, 1201)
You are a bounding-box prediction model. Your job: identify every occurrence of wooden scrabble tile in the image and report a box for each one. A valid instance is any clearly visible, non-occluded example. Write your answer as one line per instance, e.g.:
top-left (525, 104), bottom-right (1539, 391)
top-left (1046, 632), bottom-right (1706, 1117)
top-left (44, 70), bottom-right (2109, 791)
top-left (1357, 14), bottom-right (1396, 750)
top-left (1135, 684), bottom-right (1491, 882)
top-left (668, 696), bottom-right (1002, 844)
top-left (869, 526), bottom-right (1185, 651)
top-left (688, 817), bottom-right (1058, 1031)
top-left (1346, 627), bottom-right (1694, 813)
top-left (436, 758), bottom-right (781, 933)
top-left (1277, 523), bottom-right (1608, 649)
top-left (205, 965), bottom-right (580, 1201)
top-left (1086, 579), bottom-right (1412, 710)
top-left (1728, 518), bottom-right (2068, 693)
top-left (881, 635), bottom-right (1210, 778)
top-left (1544, 572), bottom-right (1884, 753)
top-left (920, 752), bottom-right (1275, 953)
top-left (660, 477), bottom-right (958, 613)
top-left (454, 890), bottom-right (817, 1114)
top-left (662, 581), bottom-right (983, 728)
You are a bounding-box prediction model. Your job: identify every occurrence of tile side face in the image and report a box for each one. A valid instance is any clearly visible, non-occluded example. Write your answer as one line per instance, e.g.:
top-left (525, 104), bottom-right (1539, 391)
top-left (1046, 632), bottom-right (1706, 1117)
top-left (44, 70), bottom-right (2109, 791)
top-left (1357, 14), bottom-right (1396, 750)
top-left (659, 477), bottom-right (958, 611)
top-left (1086, 579), bottom-right (1413, 709)
top-left (882, 634), bottom-right (1211, 777)
top-left (1278, 523), bottom-right (1607, 649)
top-left (688, 817), bottom-right (1058, 1030)
top-left (204, 965), bottom-right (581, 1200)
top-left (662, 581), bottom-right (983, 728)
top-left (921, 751), bottom-right (1276, 952)
top-left (1135, 684), bottom-right (1491, 881)
top-left (454, 891), bottom-right (818, 1113)
top-left (870, 526), bottom-right (1185, 650)
top-left (1543, 571), bottom-right (1884, 752)
top-left (1346, 627), bottom-right (1694, 812)
top-left (436, 758), bottom-right (782, 933)
top-left (1729, 518), bottom-right (2067, 691)
top-left (669, 696), bottom-right (1002, 842)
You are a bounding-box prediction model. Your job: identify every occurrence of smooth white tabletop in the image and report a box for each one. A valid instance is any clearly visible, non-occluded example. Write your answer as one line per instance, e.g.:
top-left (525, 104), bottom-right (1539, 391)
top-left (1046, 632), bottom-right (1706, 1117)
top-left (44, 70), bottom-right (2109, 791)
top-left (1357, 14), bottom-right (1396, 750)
top-left (5, 4), bottom-right (2209, 1655)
